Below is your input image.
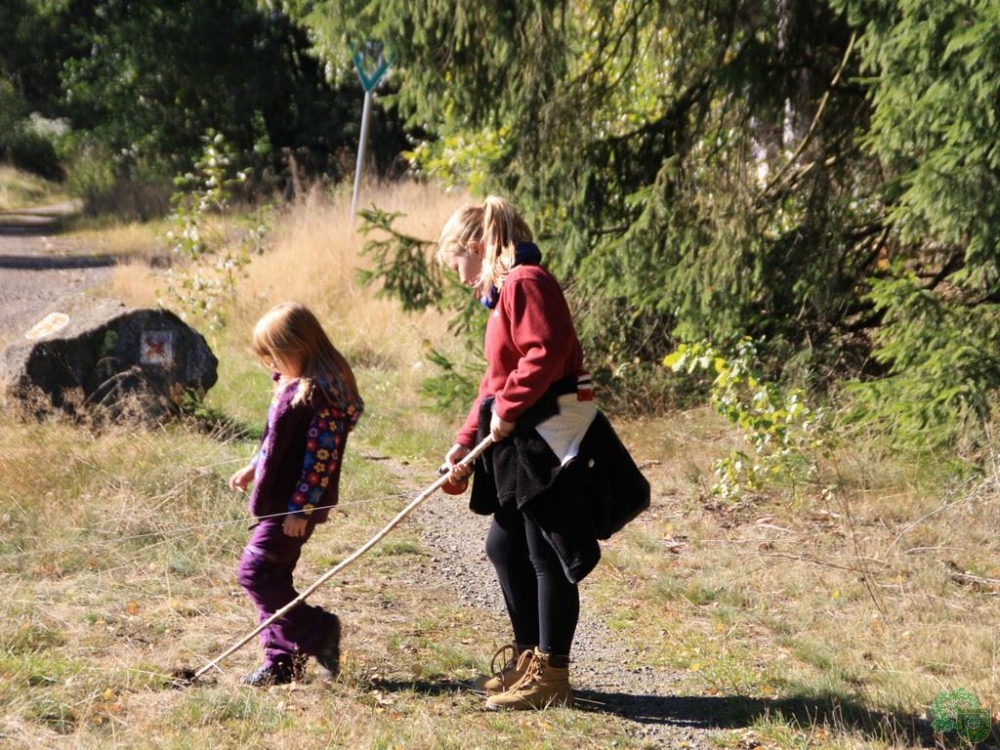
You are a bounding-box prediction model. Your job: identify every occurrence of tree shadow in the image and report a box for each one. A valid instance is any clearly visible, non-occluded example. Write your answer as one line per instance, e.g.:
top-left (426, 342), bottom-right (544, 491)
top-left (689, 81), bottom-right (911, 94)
top-left (0, 215), bottom-right (69, 238)
top-left (0, 253), bottom-right (117, 270)
top-left (363, 679), bottom-right (999, 747)
top-left (574, 689), bottom-right (995, 748)
top-left (366, 676), bottom-right (468, 698)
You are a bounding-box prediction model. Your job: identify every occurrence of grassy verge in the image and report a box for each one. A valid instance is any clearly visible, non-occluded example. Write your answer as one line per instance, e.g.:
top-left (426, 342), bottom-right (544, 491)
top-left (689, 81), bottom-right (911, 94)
top-left (586, 416), bottom-right (1000, 748)
top-left (2, 183), bottom-right (998, 748)
top-left (0, 166), bottom-right (69, 212)
top-left (0, 374), bottom-right (642, 748)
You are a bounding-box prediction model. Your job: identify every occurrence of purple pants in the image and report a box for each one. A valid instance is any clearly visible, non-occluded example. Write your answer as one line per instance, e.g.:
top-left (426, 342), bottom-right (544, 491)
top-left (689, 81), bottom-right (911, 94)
top-left (236, 518), bottom-right (336, 667)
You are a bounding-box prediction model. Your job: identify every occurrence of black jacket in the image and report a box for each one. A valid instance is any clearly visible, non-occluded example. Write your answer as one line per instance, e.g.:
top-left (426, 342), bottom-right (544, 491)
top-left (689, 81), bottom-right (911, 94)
top-left (470, 390), bottom-right (650, 583)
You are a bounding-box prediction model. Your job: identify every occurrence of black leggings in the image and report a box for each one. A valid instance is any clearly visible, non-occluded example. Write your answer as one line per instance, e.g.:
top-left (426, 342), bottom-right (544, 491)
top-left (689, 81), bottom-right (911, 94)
top-left (485, 501), bottom-right (580, 656)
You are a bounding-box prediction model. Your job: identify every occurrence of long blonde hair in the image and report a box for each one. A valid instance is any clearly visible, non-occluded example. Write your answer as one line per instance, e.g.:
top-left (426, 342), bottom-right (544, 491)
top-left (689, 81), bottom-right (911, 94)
top-left (251, 302), bottom-right (360, 407)
top-left (437, 195), bottom-right (533, 294)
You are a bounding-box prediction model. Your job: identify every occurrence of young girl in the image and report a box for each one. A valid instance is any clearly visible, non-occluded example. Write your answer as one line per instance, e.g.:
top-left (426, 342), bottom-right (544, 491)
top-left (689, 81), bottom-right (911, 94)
top-left (228, 302), bottom-right (363, 686)
top-left (438, 196), bottom-right (590, 710)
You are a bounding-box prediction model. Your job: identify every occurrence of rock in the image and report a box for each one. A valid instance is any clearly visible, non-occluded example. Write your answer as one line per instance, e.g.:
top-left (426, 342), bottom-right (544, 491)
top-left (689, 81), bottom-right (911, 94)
top-left (0, 295), bottom-right (218, 424)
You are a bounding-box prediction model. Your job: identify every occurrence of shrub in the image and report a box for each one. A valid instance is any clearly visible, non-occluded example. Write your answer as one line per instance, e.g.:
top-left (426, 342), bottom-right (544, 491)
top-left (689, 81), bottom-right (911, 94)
top-left (664, 339), bottom-right (828, 501)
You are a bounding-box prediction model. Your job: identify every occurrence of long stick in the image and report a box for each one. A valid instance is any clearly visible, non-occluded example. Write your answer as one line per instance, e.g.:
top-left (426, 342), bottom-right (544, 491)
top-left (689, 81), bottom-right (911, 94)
top-left (190, 435), bottom-right (493, 682)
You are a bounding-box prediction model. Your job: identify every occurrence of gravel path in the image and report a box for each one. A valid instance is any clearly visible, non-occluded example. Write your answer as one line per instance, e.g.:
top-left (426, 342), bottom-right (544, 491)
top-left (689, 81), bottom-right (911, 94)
top-left (0, 203), bottom-right (113, 348)
top-left (400, 459), bottom-right (722, 748)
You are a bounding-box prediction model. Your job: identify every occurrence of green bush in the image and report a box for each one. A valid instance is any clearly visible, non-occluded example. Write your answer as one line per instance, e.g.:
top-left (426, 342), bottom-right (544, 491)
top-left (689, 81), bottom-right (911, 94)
top-left (846, 272), bottom-right (1000, 453)
top-left (665, 339), bottom-right (828, 501)
top-left (0, 82), bottom-right (64, 181)
top-left (8, 131), bottom-right (63, 181)
top-left (64, 139), bottom-right (171, 220)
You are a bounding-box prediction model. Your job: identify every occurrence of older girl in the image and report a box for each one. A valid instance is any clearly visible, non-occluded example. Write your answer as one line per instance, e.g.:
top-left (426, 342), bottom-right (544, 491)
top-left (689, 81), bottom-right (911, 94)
top-left (439, 196), bottom-right (589, 710)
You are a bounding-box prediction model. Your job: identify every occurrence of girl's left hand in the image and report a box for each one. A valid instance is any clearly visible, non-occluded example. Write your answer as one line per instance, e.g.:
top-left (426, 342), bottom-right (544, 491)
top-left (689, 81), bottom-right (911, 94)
top-left (490, 413), bottom-right (515, 442)
top-left (283, 515), bottom-right (309, 538)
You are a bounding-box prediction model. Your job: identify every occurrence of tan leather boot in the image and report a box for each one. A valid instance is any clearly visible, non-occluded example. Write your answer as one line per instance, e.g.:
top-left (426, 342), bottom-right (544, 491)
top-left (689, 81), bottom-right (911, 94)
top-left (485, 649), bottom-right (573, 710)
top-left (474, 644), bottom-right (534, 695)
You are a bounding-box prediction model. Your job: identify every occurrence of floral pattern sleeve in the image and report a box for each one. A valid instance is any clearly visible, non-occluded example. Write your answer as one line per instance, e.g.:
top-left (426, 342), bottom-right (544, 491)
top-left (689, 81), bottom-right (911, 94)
top-left (288, 395), bottom-right (363, 517)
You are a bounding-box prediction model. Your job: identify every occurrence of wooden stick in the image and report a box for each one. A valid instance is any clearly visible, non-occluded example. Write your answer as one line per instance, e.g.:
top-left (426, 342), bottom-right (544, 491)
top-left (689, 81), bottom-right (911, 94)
top-left (190, 435), bottom-right (493, 682)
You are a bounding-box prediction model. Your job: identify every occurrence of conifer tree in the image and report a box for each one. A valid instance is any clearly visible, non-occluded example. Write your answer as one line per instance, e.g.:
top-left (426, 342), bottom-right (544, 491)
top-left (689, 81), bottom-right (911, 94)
top-left (291, 0), bottom-right (1000, 442)
top-left (290, 1), bottom-right (867, 372)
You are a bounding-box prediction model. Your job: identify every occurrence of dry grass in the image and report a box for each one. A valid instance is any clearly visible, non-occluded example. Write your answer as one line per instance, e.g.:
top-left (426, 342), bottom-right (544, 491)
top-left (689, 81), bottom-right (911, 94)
top-left (69, 220), bottom-right (168, 265)
top-left (0, 398), bottom-right (638, 748)
top-left (232, 181), bottom-right (458, 375)
top-left (3, 182), bottom-right (1000, 748)
top-left (0, 166), bottom-right (68, 212)
top-left (593, 413), bottom-right (1000, 747)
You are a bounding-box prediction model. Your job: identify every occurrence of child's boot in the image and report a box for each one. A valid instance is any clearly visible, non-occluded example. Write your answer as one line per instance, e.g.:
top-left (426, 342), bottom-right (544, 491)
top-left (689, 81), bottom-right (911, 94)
top-left (474, 644), bottom-right (535, 695)
top-left (240, 655), bottom-right (304, 687)
top-left (485, 649), bottom-right (573, 710)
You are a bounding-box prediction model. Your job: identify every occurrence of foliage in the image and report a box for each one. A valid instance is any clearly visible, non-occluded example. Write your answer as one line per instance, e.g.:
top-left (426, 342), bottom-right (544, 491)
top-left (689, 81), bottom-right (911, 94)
top-left (418, 344), bottom-right (480, 414)
top-left (2, 0), bottom-right (997, 448)
top-left (0, 0), bottom-right (416, 194)
top-left (60, 0), bottom-right (338, 176)
top-left (356, 207), bottom-right (445, 313)
top-left (287, 0), bottom-right (871, 374)
top-left (1, 0), bottom-right (76, 181)
top-left (355, 206), bottom-right (485, 412)
top-left (0, 78), bottom-right (64, 180)
top-left (162, 131), bottom-right (269, 329)
top-left (823, 0), bottom-right (1000, 444)
top-left (846, 272), bottom-right (1000, 451)
top-left (282, 0), bottom-right (1000, 449)
top-left (836, 0), bottom-right (1000, 281)
top-left (404, 124), bottom-right (511, 194)
top-left (664, 340), bottom-right (827, 501)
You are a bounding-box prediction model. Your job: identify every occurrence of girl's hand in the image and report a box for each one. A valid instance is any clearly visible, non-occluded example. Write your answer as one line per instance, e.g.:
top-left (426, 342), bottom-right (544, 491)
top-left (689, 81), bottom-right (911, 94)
top-left (444, 443), bottom-right (471, 484)
top-left (283, 515), bottom-right (309, 538)
top-left (229, 464), bottom-right (256, 492)
top-left (490, 413), bottom-right (515, 443)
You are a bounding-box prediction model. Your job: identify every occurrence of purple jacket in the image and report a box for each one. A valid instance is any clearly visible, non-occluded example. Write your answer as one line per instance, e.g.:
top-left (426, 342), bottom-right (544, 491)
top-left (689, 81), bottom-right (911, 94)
top-left (249, 377), bottom-right (363, 523)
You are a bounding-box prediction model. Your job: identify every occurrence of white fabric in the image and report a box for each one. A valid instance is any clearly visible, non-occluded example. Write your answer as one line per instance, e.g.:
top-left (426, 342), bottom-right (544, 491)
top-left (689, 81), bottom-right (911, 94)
top-left (534, 394), bottom-right (598, 466)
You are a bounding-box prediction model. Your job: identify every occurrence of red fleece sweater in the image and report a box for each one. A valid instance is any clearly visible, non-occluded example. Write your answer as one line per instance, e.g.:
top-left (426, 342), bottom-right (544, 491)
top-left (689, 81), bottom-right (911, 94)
top-left (456, 263), bottom-right (584, 447)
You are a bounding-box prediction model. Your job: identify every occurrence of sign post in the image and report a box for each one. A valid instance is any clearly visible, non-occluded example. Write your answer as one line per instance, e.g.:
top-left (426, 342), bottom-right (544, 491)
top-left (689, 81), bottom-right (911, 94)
top-left (350, 41), bottom-right (392, 216)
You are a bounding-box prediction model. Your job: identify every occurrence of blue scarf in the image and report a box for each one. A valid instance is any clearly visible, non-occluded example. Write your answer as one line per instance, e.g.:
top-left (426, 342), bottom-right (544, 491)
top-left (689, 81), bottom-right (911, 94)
top-left (480, 242), bottom-right (543, 309)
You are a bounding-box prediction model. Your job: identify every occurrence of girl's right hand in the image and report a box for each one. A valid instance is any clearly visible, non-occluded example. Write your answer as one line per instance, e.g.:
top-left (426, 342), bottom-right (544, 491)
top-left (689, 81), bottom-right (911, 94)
top-left (229, 464), bottom-right (256, 492)
top-left (444, 443), bottom-right (471, 484)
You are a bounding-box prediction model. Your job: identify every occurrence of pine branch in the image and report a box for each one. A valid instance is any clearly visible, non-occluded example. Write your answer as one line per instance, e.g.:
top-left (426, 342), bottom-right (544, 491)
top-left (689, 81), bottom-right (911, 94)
top-left (762, 31), bottom-right (858, 198)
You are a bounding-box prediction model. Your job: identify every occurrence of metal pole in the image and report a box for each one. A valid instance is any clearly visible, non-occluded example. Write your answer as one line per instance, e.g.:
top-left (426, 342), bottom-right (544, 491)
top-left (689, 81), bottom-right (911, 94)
top-left (351, 89), bottom-right (373, 216)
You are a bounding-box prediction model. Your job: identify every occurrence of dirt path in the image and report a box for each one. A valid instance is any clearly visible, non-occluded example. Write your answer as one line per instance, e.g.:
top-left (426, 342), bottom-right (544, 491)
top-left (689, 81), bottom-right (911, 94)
top-left (397, 459), bottom-right (722, 748)
top-left (0, 203), bottom-right (114, 349)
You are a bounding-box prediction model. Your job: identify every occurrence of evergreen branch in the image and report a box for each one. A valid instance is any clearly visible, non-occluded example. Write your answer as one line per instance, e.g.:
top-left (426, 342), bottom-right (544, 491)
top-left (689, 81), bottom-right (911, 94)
top-left (763, 31), bottom-right (858, 198)
top-left (923, 251), bottom-right (965, 292)
top-left (566, 0), bottom-right (657, 96)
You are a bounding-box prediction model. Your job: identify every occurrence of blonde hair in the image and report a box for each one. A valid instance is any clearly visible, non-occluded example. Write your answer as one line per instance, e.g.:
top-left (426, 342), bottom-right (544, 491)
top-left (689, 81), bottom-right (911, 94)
top-left (437, 195), bottom-right (533, 293)
top-left (251, 302), bottom-right (360, 407)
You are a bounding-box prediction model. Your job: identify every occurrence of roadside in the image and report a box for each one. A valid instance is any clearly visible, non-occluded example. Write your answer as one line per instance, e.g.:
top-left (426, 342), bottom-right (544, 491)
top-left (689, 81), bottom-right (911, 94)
top-left (0, 201), bottom-right (114, 349)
